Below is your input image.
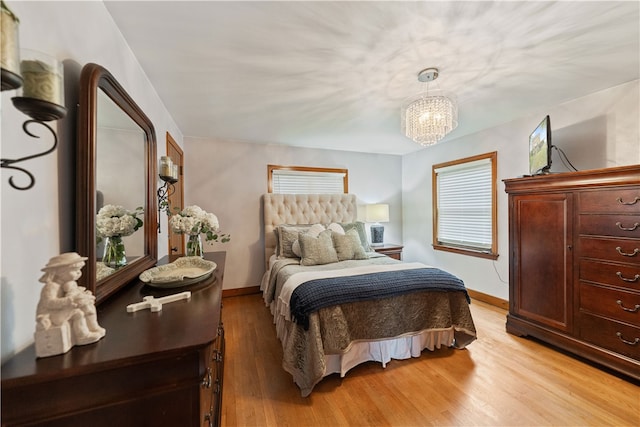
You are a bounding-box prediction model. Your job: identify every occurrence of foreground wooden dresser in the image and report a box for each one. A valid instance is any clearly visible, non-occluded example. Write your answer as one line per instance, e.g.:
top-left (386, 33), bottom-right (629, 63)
top-left (1, 252), bottom-right (225, 427)
top-left (504, 166), bottom-right (639, 380)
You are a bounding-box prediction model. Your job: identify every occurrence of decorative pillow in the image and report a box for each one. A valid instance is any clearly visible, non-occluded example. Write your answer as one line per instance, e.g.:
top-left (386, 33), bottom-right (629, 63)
top-left (327, 222), bottom-right (345, 235)
top-left (291, 240), bottom-right (301, 257)
top-left (332, 229), bottom-right (368, 261)
top-left (341, 221), bottom-right (372, 252)
top-left (276, 224), bottom-right (313, 258)
top-left (299, 229), bottom-right (338, 266)
top-left (292, 224), bottom-right (325, 257)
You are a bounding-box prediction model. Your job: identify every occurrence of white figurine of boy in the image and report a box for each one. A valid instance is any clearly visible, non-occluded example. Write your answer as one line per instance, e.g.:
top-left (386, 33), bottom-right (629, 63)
top-left (35, 252), bottom-right (106, 357)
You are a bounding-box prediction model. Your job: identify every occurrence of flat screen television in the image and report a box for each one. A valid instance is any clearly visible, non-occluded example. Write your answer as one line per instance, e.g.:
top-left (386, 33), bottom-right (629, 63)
top-left (529, 115), bottom-right (552, 175)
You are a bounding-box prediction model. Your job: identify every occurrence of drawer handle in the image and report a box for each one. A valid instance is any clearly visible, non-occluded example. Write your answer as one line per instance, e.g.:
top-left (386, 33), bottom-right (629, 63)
top-left (616, 247), bottom-right (639, 257)
top-left (616, 222), bottom-right (639, 231)
top-left (202, 367), bottom-right (212, 388)
top-left (616, 332), bottom-right (640, 346)
top-left (616, 272), bottom-right (640, 283)
top-left (616, 300), bottom-right (640, 313)
top-left (617, 196), bottom-right (640, 205)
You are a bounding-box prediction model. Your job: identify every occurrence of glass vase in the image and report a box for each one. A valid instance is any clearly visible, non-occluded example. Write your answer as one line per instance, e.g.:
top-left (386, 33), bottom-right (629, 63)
top-left (102, 235), bottom-right (127, 269)
top-left (186, 234), bottom-right (203, 257)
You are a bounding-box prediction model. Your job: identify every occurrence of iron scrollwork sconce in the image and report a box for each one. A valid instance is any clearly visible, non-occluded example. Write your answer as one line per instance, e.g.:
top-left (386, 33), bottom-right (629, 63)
top-left (1, 1), bottom-right (68, 190)
top-left (157, 156), bottom-right (179, 233)
top-left (1, 99), bottom-right (67, 190)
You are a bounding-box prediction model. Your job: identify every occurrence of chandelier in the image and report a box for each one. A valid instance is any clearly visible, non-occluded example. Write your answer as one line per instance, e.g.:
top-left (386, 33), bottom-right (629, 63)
top-left (401, 68), bottom-right (458, 146)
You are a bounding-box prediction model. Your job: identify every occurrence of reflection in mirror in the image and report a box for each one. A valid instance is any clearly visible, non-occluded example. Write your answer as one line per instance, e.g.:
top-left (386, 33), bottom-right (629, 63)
top-left (95, 89), bottom-right (146, 279)
top-left (77, 63), bottom-right (157, 304)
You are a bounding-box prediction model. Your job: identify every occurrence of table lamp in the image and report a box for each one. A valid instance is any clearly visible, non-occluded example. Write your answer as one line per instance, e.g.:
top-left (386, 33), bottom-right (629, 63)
top-left (365, 204), bottom-right (389, 246)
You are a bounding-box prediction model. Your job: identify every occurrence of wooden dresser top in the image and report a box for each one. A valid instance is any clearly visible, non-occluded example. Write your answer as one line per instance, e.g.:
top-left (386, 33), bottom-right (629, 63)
top-left (1, 251), bottom-right (226, 386)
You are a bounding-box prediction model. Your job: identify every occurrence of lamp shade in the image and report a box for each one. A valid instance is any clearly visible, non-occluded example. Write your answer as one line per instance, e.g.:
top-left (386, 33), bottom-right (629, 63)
top-left (365, 204), bottom-right (389, 223)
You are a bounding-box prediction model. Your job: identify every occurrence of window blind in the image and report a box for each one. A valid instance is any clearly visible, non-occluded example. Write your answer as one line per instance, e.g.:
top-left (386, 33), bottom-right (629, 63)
top-left (435, 158), bottom-right (492, 250)
top-left (271, 169), bottom-right (346, 194)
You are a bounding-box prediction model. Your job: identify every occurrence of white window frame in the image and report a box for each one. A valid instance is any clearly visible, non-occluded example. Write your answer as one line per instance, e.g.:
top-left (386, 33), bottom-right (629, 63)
top-left (432, 152), bottom-right (498, 260)
top-left (268, 165), bottom-right (348, 194)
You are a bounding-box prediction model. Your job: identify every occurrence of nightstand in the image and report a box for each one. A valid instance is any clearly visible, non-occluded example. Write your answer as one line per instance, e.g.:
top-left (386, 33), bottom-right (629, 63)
top-left (372, 244), bottom-right (403, 260)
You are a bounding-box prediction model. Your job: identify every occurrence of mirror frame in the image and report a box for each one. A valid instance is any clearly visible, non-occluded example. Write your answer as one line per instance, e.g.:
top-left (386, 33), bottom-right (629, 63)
top-left (77, 63), bottom-right (158, 304)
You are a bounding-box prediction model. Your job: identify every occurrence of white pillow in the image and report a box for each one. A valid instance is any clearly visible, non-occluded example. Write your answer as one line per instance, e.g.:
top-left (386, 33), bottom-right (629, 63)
top-left (327, 222), bottom-right (345, 235)
top-left (308, 223), bottom-right (326, 236)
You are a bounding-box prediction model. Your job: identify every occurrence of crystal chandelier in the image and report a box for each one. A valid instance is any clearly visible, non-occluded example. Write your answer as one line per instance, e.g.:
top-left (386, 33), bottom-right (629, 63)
top-left (401, 68), bottom-right (458, 146)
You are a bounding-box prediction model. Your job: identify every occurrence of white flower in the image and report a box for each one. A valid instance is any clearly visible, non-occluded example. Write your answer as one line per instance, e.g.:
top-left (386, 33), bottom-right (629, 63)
top-left (202, 212), bottom-right (220, 231)
top-left (182, 205), bottom-right (205, 218)
top-left (102, 205), bottom-right (125, 217)
top-left (169, 205), bottom-right (230, 243)
top-left (96, 204), bottom-right (144, 238)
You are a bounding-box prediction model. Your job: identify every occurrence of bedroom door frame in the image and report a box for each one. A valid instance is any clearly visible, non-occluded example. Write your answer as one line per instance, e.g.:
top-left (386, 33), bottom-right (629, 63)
top-left (166, 132), bottom-right (184, 257)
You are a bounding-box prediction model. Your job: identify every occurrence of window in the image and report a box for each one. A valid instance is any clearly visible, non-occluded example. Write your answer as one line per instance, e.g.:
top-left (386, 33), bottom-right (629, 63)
top-left (268, 165), bottom-right (348, 194)
top-left (432, 152), bottom-right (498, 259)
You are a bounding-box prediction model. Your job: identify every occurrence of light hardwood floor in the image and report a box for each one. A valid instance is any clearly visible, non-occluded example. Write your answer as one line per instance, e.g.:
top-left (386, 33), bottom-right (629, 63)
top-left (221, 294), bottom-right (639, 426)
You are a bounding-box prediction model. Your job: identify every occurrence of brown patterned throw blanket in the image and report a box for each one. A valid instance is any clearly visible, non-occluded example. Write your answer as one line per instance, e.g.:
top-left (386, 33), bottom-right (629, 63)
top-left (262, 256), bottom-right (477, 396)
top-left (290, 267), bottom-right (470, 329)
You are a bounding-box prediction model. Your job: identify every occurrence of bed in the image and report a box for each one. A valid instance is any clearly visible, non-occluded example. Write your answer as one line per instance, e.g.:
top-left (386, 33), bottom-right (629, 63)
top-left (261, 193), bottom-right (477, 396)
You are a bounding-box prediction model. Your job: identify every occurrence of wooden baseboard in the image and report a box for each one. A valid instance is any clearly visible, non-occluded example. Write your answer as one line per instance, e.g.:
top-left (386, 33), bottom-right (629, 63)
top-left (467, 288), bottom-right (508, 311)
top-left (222, 286), bottom-right (261, 298)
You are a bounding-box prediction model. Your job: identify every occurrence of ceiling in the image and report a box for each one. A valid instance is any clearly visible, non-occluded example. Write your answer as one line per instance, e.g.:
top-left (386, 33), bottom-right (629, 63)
top-left (104, 1), bottom-right (639, 155)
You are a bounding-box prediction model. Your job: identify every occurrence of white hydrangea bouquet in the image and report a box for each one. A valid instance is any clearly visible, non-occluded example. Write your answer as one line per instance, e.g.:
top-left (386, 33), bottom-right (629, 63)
top-left (169, 205), bottom-right (230, 257)
top-left (96, 205), bottom-right (144, 238)
top-left (96, 205), bottom-right (144, 269)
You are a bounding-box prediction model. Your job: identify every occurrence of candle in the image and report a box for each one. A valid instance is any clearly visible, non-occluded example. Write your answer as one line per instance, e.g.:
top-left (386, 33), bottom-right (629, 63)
top-left (159, 156), bottom-right (173, 179)
top-left (0, 2), bottom-right (20, 75)
top-left (171, 164), bottom-right (179, 181)
top-left (20, 58), bottom-right (63, 105)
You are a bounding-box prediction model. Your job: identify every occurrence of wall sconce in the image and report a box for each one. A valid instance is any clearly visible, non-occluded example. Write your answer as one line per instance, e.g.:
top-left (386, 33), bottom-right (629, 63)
top-left (365, 203), bottom-right (390, 246)
top-left (1, 2), bottom-right (67, 190)
top-left (157, 156), bottom-right (179, 233)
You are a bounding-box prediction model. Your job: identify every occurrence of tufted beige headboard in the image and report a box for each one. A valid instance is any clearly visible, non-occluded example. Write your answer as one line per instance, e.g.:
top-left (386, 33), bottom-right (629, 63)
top-left (263, 193), bottom-right (358, 265)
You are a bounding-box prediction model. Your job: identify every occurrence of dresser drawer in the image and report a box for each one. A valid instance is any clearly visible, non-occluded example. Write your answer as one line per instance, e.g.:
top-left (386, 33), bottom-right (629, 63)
top-left (580, 283), bottom-right (640, 326)
top-left (579, 188), bottom-right (640, 213)
top-left (579, 259), bottom-right (640, 291)
top-left (211, 332), bottom-right (225, 427)
top-left (200, 343), bottom-right (215, 427)
top-left (580, 313), bottom-right (640, 360)
top-left (578, 236), bottom-right (640, 264)
top-left (578, 214), bottom-right (640, 238)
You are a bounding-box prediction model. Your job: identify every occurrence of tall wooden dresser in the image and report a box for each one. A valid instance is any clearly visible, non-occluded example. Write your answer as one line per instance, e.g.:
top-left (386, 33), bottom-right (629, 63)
top-left (1, 252), bottom-right (226, 426)
top-left (504, 166), bottom-right (639, 380)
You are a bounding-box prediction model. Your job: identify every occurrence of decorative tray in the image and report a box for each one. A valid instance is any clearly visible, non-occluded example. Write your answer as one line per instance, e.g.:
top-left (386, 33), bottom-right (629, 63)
top-left (139, 257), bottom-right (216, 288)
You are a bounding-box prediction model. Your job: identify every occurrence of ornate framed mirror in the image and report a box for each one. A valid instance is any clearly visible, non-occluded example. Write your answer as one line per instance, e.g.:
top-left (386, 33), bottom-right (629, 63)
top-left (77, 63), bottom-right (157, 304)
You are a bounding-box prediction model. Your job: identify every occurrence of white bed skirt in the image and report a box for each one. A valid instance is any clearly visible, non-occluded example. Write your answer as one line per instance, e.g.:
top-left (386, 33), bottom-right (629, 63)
top-left (269, 301), bottom-right (456, 381)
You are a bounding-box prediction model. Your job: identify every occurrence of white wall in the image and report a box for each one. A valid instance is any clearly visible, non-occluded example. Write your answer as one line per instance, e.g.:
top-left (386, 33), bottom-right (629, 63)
top-left (402, 80), bottom-right (640, 301)
top-left (1, 1), bottom-right (182, 362)
top-left (182, 137), bottom-right (403, 290)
